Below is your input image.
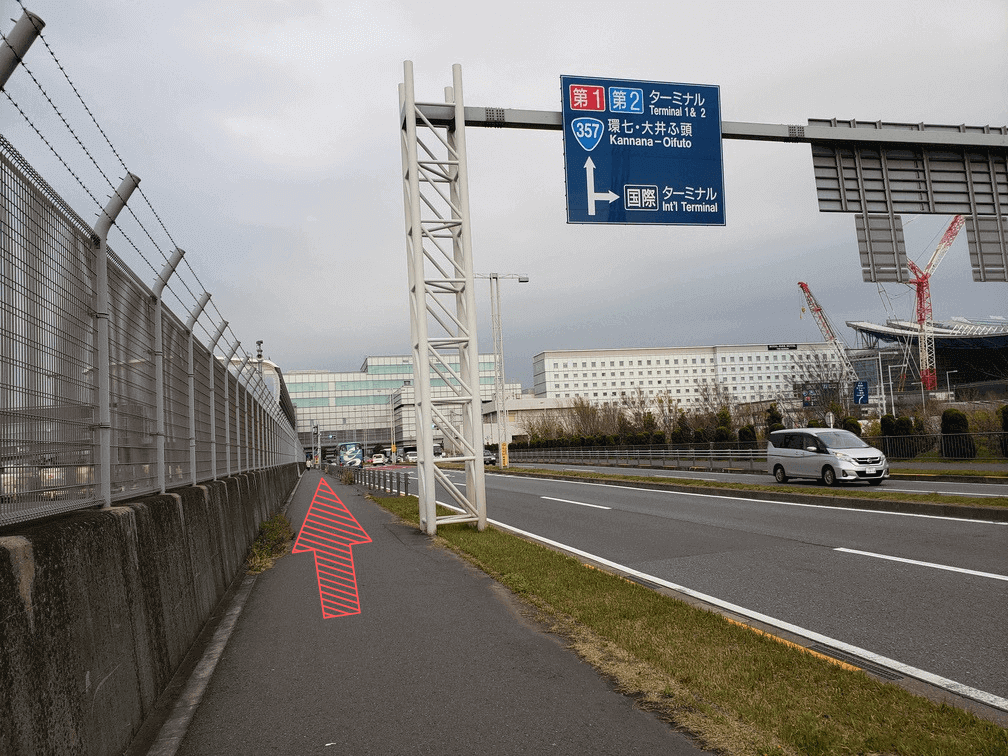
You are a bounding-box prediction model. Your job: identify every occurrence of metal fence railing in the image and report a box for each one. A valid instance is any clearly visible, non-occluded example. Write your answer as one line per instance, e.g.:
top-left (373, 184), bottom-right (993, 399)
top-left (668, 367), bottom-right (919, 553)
top-left (321, 463), bottom-right (410, 497)
top-left (508, 432), bottom-right (1008, 470)
top-left (1, 136), bottom-right (302, 528)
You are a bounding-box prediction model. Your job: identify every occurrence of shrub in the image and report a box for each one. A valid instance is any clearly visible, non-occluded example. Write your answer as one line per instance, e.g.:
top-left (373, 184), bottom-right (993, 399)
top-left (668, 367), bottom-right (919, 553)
top-left (738, 424), bottom-right (757, 449)
top-left (941, 408), bottom-right (976, 459)
top-left (894, 416), bottom-right (915, 436)
top-left (714, 425), bottom-right (734, 443)
top-left (841, 416), bottom-right (861, 436)
top-left (1000, 405), bottom-right (1008, 456)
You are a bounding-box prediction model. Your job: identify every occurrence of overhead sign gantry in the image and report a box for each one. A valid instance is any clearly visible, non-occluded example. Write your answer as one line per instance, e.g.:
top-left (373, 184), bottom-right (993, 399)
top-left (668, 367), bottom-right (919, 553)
top-left (400, 61), bottom-right (1006, 535)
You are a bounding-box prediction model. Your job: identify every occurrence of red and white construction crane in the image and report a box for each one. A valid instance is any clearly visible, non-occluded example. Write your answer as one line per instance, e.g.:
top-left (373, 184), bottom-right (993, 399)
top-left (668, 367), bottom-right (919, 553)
top-left (798, 282), bottom-right (859, 386)
top-left (906, 215), bottom-right (965, 390)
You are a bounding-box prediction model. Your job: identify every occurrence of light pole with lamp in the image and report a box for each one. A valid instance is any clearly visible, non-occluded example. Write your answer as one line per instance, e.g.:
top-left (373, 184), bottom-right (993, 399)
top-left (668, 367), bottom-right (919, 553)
top-left (476, 272), bottom-right (529, 467)
top-left (389, 392), bottom-right (396, 463)
top-left (946, 369), bottom-right (958, 400)
top-left (886, 365), bottom-right (897, 417)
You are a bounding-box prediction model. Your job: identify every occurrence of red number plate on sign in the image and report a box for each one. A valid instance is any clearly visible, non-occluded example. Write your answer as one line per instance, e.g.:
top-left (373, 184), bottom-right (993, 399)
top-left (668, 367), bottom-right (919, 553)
top-left (569, 84), bottom-right (605, 111)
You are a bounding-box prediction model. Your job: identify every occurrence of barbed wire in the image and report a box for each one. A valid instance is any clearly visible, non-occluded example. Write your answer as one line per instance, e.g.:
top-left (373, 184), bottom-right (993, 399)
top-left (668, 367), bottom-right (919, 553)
top-left (13, 5), bottom-right (213, 302)
top-left (7, 6), bottom-right (213, 289)
top-left (5, 6), bottom-right (254, 371)
top-left (0, 27), bottom-right (120, 196)
top-left (3, 88), bottom-right (104, 213)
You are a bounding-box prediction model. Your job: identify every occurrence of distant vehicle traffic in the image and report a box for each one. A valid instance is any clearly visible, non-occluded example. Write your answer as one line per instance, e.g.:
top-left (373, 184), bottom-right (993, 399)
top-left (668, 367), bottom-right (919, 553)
top-left (767, 428), bottom-right (888, 486)
top-left (483, 448), bottom-right (497, 465)
top-left (371, 453), bottom-right (386, 466)
top-left (404, 447), bottom-right (417, 463)
top-left (337, 442), bottom-right (364, 468)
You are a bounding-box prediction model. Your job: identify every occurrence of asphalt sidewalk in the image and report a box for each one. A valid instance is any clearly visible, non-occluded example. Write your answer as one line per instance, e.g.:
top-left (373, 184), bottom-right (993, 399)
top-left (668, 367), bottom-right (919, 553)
top-left (165, 469), bottom-right (710, 755)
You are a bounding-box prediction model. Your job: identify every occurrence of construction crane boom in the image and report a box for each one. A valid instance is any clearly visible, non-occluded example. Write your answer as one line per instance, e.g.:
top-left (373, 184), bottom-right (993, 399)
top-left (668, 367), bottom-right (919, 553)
top-left (798, 282), bottom-right (859, 386)
top-left (906, 215), bottom-right (965, 390)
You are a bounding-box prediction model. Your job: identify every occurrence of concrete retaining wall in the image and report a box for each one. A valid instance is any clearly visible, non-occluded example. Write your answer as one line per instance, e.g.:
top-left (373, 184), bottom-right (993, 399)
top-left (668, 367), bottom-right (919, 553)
top-left (0, 463), bottom-right (301, 756)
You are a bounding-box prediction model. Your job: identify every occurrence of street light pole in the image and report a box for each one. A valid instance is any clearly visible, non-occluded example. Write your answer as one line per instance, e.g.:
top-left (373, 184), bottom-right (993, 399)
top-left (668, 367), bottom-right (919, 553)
top-left (886, 365), bottom-right (896, 417)
top-left (389, 392), bottom-right (395, 462)
top-left (477, 272), bottom-right (529, 468)
top-left (946, 369), bottom-right (958, 400)
top-left (877, 351), bottom-right (886, 417)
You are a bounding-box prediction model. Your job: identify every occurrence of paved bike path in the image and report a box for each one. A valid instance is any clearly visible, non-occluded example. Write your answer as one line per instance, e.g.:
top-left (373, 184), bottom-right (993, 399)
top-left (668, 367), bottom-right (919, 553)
top-left (172, 470), bottom-right (709, 755)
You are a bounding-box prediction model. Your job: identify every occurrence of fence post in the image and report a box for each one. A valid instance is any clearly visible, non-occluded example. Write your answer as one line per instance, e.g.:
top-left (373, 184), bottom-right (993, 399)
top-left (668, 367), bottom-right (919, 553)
top-left (184, 292), bottom-right (211, 486)
top-left (207, 319), bottom-right (226, 480)
top-left (152, 247), bottom-right (186, 493)
top-left (0, 10), bottom-right (45, 90)
top-left (95, 173), bottom-right (140, 507)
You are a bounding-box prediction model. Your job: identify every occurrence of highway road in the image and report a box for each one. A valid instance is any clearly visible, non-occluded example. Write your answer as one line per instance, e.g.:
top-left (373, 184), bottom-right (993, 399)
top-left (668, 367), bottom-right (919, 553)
top-left (411, 466), bottom-right (1008, 711)
top-left (513, 461), bottom-right (1008, 498)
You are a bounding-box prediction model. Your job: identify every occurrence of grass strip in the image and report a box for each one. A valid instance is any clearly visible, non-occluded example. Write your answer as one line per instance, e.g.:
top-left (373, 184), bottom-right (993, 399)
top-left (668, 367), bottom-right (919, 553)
top-left (485, 465), bottom-right (1008, 509)
top-left (891, 467), bottom-right (1008, 479)
top-left (246, 512), bottom-right (295, 573)
top-left (374, 494), bottom-right (1007, 756)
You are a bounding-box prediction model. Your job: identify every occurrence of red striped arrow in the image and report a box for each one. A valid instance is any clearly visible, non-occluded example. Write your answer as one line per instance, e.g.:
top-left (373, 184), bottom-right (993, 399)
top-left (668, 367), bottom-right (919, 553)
top-left (292, 478), bottom-right (371, 618)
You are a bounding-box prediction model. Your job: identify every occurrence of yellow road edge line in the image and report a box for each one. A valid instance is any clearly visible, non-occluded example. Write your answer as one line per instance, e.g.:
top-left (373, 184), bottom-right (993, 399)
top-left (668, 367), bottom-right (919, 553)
top-left (583, 560), bottom-right (863, 673)
top-left (723, 616), bottom-right (861, 672)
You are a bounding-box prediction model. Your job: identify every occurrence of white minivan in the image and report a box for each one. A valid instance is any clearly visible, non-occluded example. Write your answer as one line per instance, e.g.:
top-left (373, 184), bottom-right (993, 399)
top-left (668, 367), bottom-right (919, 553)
top-left (767, 428), bottom-right (888, 486)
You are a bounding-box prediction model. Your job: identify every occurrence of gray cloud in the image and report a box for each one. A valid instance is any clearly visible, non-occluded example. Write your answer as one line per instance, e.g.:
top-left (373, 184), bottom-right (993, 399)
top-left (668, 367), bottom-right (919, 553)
top-left (5, 0), bottom-right (1005, 389)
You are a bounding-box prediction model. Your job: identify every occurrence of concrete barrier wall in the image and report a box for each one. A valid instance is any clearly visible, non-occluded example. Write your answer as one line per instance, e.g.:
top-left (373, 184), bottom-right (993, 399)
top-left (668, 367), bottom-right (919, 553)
top-left (0, 463), bottom-right (301, 756)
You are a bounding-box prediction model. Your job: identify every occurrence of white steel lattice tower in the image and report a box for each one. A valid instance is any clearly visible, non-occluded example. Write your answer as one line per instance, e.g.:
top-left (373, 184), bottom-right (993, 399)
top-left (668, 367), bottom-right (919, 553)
top-left (399, 62), bottom-right (486, 535)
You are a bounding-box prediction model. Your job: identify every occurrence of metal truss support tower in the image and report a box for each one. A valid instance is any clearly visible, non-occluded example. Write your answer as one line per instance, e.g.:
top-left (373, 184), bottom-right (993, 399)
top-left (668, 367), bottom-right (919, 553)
top-left (399, 61), bottom-right (486, 535)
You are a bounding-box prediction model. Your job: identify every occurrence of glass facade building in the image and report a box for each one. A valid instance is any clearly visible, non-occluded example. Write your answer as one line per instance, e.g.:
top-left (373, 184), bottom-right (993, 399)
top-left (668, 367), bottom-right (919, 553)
top-left (288, 354), bottom-right (509, 456)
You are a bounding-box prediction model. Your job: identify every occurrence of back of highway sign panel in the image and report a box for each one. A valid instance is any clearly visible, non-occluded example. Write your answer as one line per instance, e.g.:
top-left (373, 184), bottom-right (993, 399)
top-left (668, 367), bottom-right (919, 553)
top-left (561, 75), bottom-right (725, 226)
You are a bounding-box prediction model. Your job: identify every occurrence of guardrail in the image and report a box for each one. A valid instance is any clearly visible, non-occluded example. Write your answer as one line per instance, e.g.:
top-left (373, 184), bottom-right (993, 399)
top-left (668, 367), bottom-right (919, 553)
top-left (509, 432), bottom-right (1008, 469)
top-left (509, 446), bottom-right (767, 472)
top-left (322, 463), bottom-right (409, 497)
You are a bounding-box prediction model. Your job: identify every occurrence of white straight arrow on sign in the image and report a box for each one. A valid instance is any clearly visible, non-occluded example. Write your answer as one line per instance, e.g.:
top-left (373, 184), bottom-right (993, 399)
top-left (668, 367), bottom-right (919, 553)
top-left (584, 157), bottom-right (618, 216)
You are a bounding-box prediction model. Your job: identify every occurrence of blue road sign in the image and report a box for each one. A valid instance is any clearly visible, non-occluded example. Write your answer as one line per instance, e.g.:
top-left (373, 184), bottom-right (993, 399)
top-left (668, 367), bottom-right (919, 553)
top-left (561, 75), bottom-right (724, 225)
top-left (853, 380), bottom-right (870, 405)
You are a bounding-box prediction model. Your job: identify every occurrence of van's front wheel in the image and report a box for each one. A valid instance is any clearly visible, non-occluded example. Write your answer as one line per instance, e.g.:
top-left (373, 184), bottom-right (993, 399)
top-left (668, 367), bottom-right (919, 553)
top-left (773, 465), bottom-right (788, 483)
top-left (822, 466), bottom-right (837, 486)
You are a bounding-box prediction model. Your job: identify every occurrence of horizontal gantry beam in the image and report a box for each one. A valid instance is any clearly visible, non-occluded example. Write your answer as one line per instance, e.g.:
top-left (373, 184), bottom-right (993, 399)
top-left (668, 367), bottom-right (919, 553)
top-left (409, 104), bottom-right (1008, 150)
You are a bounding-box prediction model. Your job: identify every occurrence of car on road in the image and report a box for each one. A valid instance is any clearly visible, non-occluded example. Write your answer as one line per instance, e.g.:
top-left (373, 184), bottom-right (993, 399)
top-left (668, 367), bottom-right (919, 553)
top-left (483, 449), bottom-right (497, 466)
top-left (767, 427), bottom-right (888, 486)
top-left (371, 453), bottom-right (386, 466)
top-left (405, 449), bottom-right (417, 463)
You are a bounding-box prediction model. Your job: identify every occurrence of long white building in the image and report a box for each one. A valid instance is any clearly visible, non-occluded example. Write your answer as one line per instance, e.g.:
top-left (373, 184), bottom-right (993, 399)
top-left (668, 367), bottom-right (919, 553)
top-left (533, 343), bottom-right (847, 407)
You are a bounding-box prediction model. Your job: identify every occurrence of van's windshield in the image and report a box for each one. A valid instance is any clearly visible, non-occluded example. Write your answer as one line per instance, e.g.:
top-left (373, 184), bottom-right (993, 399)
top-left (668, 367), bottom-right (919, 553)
top-left (817, 430), bottom-right (870, 449)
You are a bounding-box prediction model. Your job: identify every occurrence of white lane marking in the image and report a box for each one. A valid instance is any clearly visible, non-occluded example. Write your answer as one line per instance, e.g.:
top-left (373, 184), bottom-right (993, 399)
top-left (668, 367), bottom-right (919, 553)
top-left (541, 495), bottom-right (611, 510)
top-left (524, 477), bottom-right (1004, 525)
top-left (835, 548), bottom-right (1008, 582)
top-left (475, 511), bottom-right (1008, 713)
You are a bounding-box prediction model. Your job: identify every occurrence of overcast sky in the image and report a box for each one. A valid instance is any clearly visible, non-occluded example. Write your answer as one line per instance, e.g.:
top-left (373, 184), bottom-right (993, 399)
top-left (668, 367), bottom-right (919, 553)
top-left (4, 0), bottom-right (1006, 389)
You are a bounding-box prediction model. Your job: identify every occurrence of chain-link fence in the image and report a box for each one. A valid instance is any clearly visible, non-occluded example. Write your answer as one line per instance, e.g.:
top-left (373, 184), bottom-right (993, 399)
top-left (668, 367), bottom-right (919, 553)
top-left (1, 135), bottom-right (301, 527)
